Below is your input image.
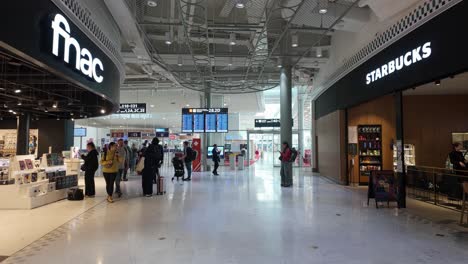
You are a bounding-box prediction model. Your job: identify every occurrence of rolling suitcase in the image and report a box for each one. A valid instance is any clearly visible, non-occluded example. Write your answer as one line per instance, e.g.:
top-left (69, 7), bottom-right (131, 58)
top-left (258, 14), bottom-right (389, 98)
top-left (156, 176), bottom-right (166, 195)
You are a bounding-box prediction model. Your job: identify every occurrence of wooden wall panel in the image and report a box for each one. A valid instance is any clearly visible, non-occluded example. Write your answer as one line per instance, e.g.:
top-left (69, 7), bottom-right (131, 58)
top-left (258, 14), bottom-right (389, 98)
top-left (347, 95), bottom-right (396, 185)
top-left (403, 95), bottom-right (468, 167)
top-left (317, 110), bottom-right (346, 184)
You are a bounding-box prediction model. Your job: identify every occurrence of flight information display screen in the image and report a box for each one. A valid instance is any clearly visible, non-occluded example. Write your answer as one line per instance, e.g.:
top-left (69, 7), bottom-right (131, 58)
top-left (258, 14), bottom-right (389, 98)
top-left (217, 113), bottom-right (228, 133)
top-left (182, 114), bottom-right (193, 133)
top-left (205, 114), bottom-right (217, 132)
top-left (193, 114), bottom-right (205, 133)
top-left (181, 108), bottom-right (228, 133)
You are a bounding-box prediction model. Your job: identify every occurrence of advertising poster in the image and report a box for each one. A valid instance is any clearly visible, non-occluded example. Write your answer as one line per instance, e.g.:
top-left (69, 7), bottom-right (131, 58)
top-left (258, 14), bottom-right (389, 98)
top-left (192, 138), bottom-right (202, 172)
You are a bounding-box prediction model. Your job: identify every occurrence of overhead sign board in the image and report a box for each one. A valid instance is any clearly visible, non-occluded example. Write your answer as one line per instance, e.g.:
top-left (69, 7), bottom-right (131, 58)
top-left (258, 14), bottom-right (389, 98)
top-left (117, 103), bottom-right (146, 114)
top-left (255, 119), bottom-right (281, 128)
top-left (155, 128), bottom-right (169, 138)
top-left (127, 132), bottom-right (141, 138)
top-left (182, 108), bottom-right (228, 133)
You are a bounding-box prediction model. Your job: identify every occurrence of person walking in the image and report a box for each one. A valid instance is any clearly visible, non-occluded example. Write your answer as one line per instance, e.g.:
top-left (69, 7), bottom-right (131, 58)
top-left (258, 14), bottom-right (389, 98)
top-left (181, 141), bottom-right (193, 181)
top-left (115, 139), bottom-right (127, 197)
top-left (131, 143), bottom-right (138, 172)
top-left (279, 141), bottom-right (293, 187)
top-left (101, 142), bottom-right (122, 203)
top-left (212, 144), bottom-right (220, 176)
top-left (142, 137), bottom-right (161, 196)
top-left (81, 142), bottom-right (99, 197)
top-left (123, 140), bottom-right (132, 181)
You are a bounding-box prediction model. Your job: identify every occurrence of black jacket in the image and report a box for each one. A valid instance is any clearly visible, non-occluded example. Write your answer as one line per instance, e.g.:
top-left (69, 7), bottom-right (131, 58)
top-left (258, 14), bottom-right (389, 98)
top-left (81, 149), bottom-right (99, 172)
top-left (212, 147), bottom-right (220, 162)
top-left (449, 150), bottom-right (466, 170)
top-left (143, 144), bottom-right (163, 171)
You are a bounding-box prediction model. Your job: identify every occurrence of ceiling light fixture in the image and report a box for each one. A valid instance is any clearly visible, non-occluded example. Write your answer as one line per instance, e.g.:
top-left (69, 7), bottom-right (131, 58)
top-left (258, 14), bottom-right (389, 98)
top-left (165, 32), bottom-right (172, 45)
top-left (147, 0), bottom-right (157, 7)
top-left (318, 0), bottom-right (328, 14)
top-left (150, 104), bottom-right (155, 108)
top-left (277, 57), bottom-right (283, 68)
top-left (17, 101), bottom-right (22, 106)
top-left (100, 109), bottom-right (106, 114)
top-left (435, 80), bottom-right (441, 86)
top-left (8, 110), bottom-right (13, 113)
top-left (186, 104), bottom-right (190, 107)
top-left (229, 32), bottom-right (236, 46)
top-left (52, 102), bottom-right (58, 108)
top-left (14, 89), bottom-right (21, 93)
top-left (71, 118), bottom-right (75, 121)
top-left (228, 56), bottom-right (233, 66)
top-left (235, 0), bottom-right (246, 8)
top-left (291, 34), bottom-right (298, 48)
top-left (316, 47), bottom-right (323, 58)
top-left (177, 55), bottom-right (183, 66)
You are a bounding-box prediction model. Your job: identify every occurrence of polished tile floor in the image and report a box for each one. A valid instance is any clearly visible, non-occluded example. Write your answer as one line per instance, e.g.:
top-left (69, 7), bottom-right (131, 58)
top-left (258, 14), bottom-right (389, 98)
top-left (3, 161), bottom-right (468, 264)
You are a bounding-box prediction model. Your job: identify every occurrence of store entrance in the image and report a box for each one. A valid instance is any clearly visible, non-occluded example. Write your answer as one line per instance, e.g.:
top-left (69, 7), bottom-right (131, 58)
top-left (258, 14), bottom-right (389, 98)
top-left (247, 130), bottom-right (299, 167)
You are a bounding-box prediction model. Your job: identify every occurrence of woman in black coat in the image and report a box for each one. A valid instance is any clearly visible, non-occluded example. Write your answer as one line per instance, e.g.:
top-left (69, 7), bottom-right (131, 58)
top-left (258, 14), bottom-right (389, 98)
top-left (81, 142), bottom-right (99, 197)
top-left (142, 138), bottom-right (159, 197)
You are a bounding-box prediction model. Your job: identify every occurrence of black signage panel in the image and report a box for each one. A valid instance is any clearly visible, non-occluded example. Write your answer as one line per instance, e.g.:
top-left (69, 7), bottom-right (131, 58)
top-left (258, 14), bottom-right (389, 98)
top-left (0, 0), bottom-right (121, 104)
top-left (155, 128), bottom-right (169, 137)
top-left (117, 103), bottom-right (146, 114)
top-left (181, 108), bottom-right (229, 133)
top-left (315, 1), bottom-right (468, 119)
top-left (127, 132), bottom-right (141, 138)
top-left (255, 119), bottom-right (281, 128)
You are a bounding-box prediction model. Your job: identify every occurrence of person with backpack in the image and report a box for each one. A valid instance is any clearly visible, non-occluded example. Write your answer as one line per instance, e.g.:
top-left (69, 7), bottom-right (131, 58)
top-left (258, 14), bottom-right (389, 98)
top-left (81, 142), bottom-right (99, 197)
top-left (181, 141), bottom-right (194, 181)
top-left (152, 138), bottom-right (164, 184)
top-left (212, 144), bottom-right (220, 176)
top-left (279, 141), bottom-right (293, 187)
top-left (141, 137), bottom-right (162, 197)
top-left (100, 142), bottom-right (122, 203)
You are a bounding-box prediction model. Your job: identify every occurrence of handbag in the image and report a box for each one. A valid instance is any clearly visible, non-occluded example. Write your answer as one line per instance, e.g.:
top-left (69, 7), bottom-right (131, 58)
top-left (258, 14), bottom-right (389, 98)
top-left (136, 157), bottom-right (145, 175)
top-left (80, 164), bottom-right (87, 172)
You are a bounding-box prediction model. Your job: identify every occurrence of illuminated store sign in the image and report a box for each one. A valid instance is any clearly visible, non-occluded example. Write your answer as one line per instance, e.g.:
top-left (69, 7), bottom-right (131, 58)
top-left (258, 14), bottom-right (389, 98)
top-left (51, 14), bottom-right (104, 83)
top-left (366, 42), bottom-right (432, 85)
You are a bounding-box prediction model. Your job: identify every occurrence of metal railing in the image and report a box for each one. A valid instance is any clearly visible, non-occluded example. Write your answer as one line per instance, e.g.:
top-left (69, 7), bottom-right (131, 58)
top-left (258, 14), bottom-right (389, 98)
top-left (406, 166), bottom-right (468, 211)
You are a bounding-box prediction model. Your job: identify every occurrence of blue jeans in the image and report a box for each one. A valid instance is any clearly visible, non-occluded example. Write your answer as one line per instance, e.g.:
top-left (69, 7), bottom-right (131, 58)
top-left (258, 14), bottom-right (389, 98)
top-left (185, 162), bottom-right (192, 179)
top-left (280, 162), bottom-right (292, 186)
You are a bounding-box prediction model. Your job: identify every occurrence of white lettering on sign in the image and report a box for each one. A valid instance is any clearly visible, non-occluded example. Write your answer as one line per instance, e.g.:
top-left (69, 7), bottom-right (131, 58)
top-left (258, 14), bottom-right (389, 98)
top-left (366, 42), bottom-right (431, 85)
top-left (51, 14), bottom-right (104, 83)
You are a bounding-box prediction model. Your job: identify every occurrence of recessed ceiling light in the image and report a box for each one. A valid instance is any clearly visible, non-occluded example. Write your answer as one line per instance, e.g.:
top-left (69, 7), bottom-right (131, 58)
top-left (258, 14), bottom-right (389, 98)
top-left (435, 80), bottom-right (441, 86)
top-left (14, 89), bottom-right (21, 93)
top-left (8, 110), bottom-right (13, 113)
top-left (52, 102), bottom-right (58, 108)
top-left (150, 104), bottom-right (155, 108)
top-left (235, 2), bottom-right (245, 9)
top-left (186, 104), bottom-right (190, 107)
top-left (17, 102), bottom-right (22, 106)
top-left (147, 0), bottom-right (157, 7)
top-left (165, 32), bottom-right (172, 45)
top-left (100, 109), bottom-right (106, 114)
top-left (229, 32), bottom-right (236, 46)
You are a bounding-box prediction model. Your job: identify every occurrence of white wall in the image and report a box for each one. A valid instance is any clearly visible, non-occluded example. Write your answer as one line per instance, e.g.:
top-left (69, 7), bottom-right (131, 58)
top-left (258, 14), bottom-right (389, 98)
top-left (73, 126), bottom-right (110, 149)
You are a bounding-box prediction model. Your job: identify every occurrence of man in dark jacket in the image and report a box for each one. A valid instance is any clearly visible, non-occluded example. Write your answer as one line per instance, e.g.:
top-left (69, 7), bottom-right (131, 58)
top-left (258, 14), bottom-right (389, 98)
top-left (212, 144), bottom-right (220, 176)
top-left (81, 142), bottom-right (99, 197)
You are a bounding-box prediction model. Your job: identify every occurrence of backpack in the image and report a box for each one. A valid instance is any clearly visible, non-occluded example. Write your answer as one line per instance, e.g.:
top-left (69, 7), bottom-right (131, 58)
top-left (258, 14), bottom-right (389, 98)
top-left (154, 144), bottom-right (163, 161)
top-left (290, 148), bottom-right (298, 162)
top-left (186, 147), bottom-right (197, 162)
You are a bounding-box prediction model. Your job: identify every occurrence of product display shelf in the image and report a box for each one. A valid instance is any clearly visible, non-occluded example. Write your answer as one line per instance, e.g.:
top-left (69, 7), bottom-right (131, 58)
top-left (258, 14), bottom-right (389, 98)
top-left (358, 125), bottom-right (382, 184)
top-left (0, 154), bottom-right (78, 209)
top-left (393, 144), bottom-right (416, 171)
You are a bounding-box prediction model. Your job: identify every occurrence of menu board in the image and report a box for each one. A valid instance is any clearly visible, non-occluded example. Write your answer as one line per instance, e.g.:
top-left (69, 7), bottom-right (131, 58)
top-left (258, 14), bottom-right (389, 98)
top-left (182, 108), bottom-right (228, 133)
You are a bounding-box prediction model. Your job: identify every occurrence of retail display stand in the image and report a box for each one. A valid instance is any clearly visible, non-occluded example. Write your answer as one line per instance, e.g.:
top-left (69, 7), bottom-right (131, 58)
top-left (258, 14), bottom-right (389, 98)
top-left (393, 144), bottom-right (416, 171)
top-left (0, 154), bottom-right (79, 209)
top-left (358, 125), bottom-right (382, 185)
